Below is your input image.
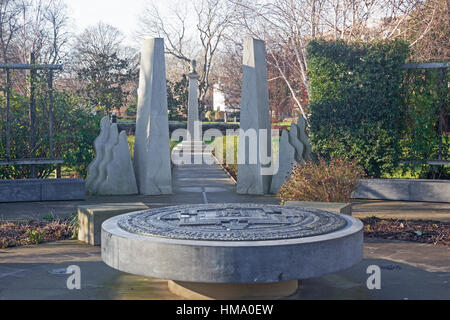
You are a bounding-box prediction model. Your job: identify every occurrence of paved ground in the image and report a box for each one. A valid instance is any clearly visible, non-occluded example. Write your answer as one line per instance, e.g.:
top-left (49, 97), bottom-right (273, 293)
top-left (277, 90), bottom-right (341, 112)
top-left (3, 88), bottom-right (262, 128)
top-left (1, 239), bottom-right (448, 300)
top-left (0, 159), bottom-right (448, 222)
top-left (0, 155), bottom-right (449, 300)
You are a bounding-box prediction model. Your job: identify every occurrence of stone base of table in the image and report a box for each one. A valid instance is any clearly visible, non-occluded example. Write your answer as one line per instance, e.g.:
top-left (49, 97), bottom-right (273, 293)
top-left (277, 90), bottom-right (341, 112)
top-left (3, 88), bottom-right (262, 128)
top-left (78, 203), bottom-right (148, 246)
top-left (168, 280), bottom-right (298, 300)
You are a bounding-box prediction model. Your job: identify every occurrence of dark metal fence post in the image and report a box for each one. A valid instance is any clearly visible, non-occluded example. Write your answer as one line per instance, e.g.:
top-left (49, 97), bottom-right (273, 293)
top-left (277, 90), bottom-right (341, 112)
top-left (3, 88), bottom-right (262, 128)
top-left (5, 68), bottom-right (11, 159)
top-left (29, 53), bottom-right (37, 178)
top-left (48, 70), bottom-right (54, 158)
top-left (438, 68), bottom-right (445, 161)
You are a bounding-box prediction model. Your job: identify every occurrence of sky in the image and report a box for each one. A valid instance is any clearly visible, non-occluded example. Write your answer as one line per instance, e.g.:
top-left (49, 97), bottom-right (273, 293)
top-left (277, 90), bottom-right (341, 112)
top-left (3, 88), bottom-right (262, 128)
top-left (66, 0), bottom-right (149, 44)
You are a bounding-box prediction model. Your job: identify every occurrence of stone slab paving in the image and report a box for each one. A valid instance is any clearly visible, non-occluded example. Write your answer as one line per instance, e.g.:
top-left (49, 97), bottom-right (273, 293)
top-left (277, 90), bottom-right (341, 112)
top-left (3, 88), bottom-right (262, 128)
top-left (0, 239), bottom-right (448, 300)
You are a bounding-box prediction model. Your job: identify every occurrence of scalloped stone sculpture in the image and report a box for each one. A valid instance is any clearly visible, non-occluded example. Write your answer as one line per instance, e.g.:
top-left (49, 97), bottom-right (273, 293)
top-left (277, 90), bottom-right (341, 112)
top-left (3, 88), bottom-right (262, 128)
top-left (86, 116), bottom-right (138, 195)
top-left (270, 117), bottom-right (312, 194)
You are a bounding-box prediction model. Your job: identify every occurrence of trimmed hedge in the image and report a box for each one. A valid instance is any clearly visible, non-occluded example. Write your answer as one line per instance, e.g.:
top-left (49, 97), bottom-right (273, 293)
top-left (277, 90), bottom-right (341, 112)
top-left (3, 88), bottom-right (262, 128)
top-left (307, 39), bottom-right (409, 177)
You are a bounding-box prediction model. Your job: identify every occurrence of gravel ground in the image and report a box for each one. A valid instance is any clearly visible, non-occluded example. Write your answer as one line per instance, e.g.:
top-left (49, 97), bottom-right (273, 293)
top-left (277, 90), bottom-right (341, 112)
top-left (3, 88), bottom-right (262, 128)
top-left (362, 217), bottom-right (450, 246)
top-left (0, 218), bottom-right (76, 249)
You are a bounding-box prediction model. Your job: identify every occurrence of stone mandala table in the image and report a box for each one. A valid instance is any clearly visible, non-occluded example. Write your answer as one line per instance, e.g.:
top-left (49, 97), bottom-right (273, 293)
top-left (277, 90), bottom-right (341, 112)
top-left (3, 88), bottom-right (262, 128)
top-left (102, 204), bottom-right (363, 299)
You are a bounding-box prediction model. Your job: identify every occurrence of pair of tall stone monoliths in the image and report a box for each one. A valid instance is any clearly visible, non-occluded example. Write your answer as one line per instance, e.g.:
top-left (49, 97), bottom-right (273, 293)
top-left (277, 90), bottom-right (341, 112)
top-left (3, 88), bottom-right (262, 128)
top-left (134, 37), bottom-right (275, 196)
top-left (88, 37), bottom-right (307, 196)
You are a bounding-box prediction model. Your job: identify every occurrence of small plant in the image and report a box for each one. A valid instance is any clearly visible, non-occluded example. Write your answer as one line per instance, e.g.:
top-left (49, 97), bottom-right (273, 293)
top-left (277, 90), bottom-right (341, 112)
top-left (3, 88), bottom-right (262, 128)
top-left (68, 214), bottom-right (79, 240)
top-left (278, 157), bottom-right (366, 204)
top-left (24, 229), bottom-right (46, 245)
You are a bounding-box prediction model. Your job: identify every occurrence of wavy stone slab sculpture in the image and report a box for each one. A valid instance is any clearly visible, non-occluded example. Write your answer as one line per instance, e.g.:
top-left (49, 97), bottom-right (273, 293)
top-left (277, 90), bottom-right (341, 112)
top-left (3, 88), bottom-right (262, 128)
top-left (134, 38), bottom-right (172, 195)
top-left (270, 130), bottom-right (296, 194)
top-left (86, 116), bottom-right (138, 195)
top-left (297, 117), bottom-right (312, 162)
top-left (270, 117), bottom-right (312, 194)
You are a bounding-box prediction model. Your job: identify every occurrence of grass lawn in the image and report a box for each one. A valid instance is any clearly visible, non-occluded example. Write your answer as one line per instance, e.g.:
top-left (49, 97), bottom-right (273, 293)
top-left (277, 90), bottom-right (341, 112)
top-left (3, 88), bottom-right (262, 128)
top-left (273, 122), bottom-right (294, 126)
top-left (127, 136), bottom-right (179, 160)
top-left (211, 135), bottom-right (281, 179)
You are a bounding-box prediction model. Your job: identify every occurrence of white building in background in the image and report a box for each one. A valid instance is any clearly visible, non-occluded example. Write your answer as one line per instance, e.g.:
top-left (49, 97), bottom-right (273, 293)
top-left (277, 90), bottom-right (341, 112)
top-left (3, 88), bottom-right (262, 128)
top-left (213, 82), bottom-right (227, 113)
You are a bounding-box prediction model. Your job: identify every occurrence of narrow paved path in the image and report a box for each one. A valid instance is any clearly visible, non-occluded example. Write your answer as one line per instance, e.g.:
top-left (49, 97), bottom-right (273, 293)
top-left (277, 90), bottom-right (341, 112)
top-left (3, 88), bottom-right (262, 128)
top-left (172, 152), bottom-right (277, 205)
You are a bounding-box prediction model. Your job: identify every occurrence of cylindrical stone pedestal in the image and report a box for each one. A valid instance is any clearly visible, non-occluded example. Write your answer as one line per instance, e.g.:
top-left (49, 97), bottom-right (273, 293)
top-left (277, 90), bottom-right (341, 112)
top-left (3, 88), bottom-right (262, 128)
top-left (168, 280), bottom-right (299, 300)
top-left (102, 204), bottom-right (364, 301)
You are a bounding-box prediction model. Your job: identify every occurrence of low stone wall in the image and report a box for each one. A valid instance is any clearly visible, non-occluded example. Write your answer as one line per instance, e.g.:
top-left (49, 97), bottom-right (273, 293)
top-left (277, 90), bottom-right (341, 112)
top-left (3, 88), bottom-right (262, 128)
top-left (353, 179), bottom-right (450, 203)
top-left (118, 122), bottom-right (241, 137)
top-left (0, 179), bottom-right (86, 203)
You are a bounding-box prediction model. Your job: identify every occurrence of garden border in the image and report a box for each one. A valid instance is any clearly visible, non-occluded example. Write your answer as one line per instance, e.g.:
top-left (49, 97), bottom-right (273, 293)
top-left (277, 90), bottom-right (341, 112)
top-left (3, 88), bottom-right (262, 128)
top-left (0, 179), bottom-right (85, 203)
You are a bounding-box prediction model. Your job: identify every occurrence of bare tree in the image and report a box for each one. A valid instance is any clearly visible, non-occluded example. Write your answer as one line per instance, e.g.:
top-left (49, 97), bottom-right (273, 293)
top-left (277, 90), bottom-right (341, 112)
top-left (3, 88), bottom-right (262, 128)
top-left (0, 0), bottom-right (22, 64)
top-left (213, 42), bottom-right (242, 111)
top-left (0, 0), bottom-right (22, 158)
top-left (229, 0), bottom-right (428, 119)
top-left (71, 22), bottom-right (135, 115)
top-left (0, 0), bottom-right (70, 65)
top-left (139, 0), bottom-right (238, 109)
top-left (229, 0), bottom-right (312, 118)
top-left (42, 0), bottom-right (70, 64)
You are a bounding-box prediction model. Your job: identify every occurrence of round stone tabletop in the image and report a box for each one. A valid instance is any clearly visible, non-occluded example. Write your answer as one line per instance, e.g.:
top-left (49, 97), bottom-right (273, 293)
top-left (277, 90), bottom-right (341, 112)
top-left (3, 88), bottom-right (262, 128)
top-left (102, 204), bottom-right (364, 284)
top-left (117, 204), bottom-right (348, 242)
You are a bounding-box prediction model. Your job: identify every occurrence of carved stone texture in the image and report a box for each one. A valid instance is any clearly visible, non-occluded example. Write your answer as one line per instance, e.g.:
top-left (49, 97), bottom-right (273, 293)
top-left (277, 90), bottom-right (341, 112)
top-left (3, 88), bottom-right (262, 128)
top-left (269, 117), bottom-right (312, 194)
top-left (297, 117), bottom-right (312, 161)
top-left (118, 203), bottom-right (348, 242)
top-left (86, 116), bottom-right (138, 195)
top-left (270, 130), bottom-right (296, 194)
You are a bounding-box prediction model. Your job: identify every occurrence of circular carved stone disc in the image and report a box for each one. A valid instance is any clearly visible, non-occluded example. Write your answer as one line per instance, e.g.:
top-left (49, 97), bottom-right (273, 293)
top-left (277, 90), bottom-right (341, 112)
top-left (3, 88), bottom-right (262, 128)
top-left (118, 204), bottom-right (348, 242)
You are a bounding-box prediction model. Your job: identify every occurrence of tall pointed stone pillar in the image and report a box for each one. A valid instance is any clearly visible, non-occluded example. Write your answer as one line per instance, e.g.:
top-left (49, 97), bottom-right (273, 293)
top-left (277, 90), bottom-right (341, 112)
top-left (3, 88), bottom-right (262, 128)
top-left (172, 60), bottom-right (206, 158)
top-left (237, 38), bottom-right (272, 195)
top-left (134, 38), bottom-right (172, 195)
top-left (187, 60), bottom-right (201, 143)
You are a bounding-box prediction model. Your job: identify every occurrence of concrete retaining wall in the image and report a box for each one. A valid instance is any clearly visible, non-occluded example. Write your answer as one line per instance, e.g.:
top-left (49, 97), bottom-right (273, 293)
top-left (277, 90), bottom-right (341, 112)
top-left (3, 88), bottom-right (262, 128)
top-left (353, 179), bottom-right (450, 203)
top-left (0, 179), bottom-right (85, 203)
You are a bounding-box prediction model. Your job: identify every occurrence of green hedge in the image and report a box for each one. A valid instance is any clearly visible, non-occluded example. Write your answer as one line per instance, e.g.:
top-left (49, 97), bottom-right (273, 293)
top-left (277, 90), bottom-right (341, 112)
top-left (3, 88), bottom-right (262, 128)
top-left (0, 90), bottom-right (102, 179)
top-left (307, 39), bottom-right (409, 177)
top-left (401, 68), bottom-right (449, 179)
